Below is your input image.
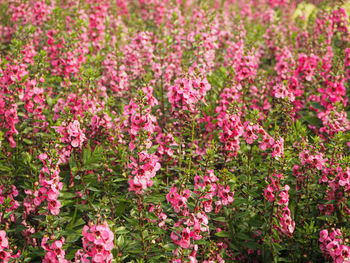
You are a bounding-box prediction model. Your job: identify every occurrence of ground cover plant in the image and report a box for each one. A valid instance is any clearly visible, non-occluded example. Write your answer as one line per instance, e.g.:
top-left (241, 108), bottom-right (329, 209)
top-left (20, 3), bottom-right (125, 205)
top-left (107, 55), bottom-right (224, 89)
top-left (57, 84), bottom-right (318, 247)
top-left (0, 0), bottom-right (349, 262)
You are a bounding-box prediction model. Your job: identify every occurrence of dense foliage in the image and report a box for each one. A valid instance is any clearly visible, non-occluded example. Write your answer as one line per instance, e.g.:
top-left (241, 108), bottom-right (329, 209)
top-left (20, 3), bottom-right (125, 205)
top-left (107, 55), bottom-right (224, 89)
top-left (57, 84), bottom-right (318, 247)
top-left (0, 0), bottom-right (349, 262)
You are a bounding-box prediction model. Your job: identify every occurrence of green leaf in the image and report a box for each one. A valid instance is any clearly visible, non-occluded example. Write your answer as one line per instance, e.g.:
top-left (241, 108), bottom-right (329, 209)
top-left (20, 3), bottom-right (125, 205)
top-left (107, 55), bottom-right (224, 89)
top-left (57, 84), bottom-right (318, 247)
top-left (236, 232), bottom-right (250, 240)
top-left (115, 226), bottom-right (129, 235)
top-left (215, 231), bottom-right (230, 237)
top-left (317, 215), bottom-right (333, 221)
top-left (115, 201), bottom-right (127, 217)
top-left (117, 235), bottom-right (125, 247)
top-left (213, 217), bottom-right (226, 222)
top-left (87, 186), bottom-right (100, 192)
top-left (23, 138), bottom-right (33, 145)
top-left (65, 230), bottom-right (81, 243)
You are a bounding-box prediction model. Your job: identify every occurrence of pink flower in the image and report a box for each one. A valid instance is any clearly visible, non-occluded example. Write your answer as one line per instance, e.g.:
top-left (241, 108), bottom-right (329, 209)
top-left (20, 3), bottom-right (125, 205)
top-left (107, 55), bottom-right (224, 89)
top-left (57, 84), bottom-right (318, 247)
top-left (0, 250), bottom-right (11, 262)
top-left (39, 153), bottom-right (48, 161)
top-left (0, 230), bottom-right (9, 250)
top-left (264, 184), bottom-right (275, 202)
top-left (336, 246), bottom-right (350, 263)
top-left (167, 187), bottom-right (191, 213)
top-left (42, 237), bottom-right (68, 263)
top-left (78, 222), bottom-right (114, 262)
top-left (67, 120), bottom-right (86, 148)
top-left (327, 241), bottom-right (341, 257)
top-left (48, 200), bottom-right (61, 215)
top-left (178, 227), bottom-right (191, 249)
top-left (217, 185), bottom-right (234, 206)
top-left (320, 230), bottom-right (329, 243)
top-left (54, 120), bottom-right (86, 148)
top-left (279, 207), bottom-right (295, 236)
top-left (271, 138), bottom-right (284, 159)
top-left (278, 185), bottom-right (290, 206)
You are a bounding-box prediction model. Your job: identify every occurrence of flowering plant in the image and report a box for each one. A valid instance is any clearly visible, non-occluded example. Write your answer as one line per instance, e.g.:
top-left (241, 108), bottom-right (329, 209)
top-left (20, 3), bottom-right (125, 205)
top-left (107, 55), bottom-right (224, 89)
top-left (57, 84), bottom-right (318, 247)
top-left (0, 0), bottom-right (349, 262)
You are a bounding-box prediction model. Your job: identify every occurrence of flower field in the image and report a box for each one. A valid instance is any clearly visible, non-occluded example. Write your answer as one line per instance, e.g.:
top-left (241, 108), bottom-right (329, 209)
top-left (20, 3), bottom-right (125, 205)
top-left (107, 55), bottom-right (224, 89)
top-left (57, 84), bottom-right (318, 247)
top-left (0, 0), bottom-right (349, 262)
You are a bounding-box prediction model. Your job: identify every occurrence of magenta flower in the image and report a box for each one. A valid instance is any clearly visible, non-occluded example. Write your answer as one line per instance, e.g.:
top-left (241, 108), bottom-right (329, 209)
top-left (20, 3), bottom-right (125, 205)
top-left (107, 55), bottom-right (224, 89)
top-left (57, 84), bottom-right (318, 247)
top-left (178, 227), bottom-right (191, 249)
top-left (0, 230), bottom-right (9, 251)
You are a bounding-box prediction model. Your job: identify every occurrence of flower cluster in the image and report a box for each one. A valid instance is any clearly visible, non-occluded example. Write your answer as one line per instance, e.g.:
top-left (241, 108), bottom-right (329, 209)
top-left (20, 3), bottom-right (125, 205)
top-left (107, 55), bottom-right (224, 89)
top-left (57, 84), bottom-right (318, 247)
top-left (0, 230), bottom-right (19, 263)
top-left (41, 237), bottom-right (68, 263)
top-left (264, 174), bottom-right (295, 236)
top-left (171, 212), bottom-right (209, 249)
top-left (167, 187), bottom-right (192, 214)
top-left (128, 151), bottom-right (161, 194)
top-left (167, 74), bottom-right (211, 112)
top-left (0, 0), bottom-right (349, 262)
top-left (319, 229), bottom-right (350, 263)
top-left (32, 153), bottom-right (63, 215)
top-left (75, 222), bottom-right (114, 263)
top-left (54, 120), bottom-right (87, 149)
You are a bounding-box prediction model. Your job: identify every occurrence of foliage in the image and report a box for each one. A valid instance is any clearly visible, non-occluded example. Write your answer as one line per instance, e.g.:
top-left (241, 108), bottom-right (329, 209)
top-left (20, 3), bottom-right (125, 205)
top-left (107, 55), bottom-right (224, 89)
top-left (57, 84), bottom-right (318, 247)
top-left (0, 0), bottom-right (349, 262)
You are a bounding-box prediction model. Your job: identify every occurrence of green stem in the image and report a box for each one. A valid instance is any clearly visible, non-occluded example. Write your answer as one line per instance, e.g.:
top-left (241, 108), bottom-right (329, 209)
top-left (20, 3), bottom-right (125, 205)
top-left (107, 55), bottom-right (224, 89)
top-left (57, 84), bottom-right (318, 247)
top-left (137, 196), bottom-right (147, 262)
